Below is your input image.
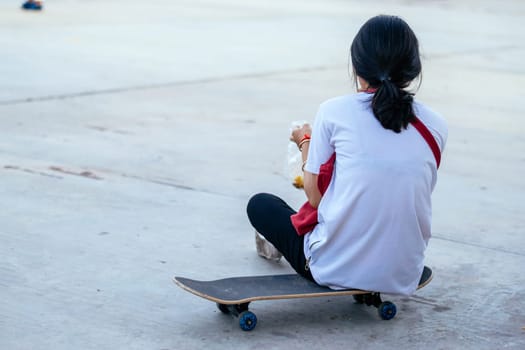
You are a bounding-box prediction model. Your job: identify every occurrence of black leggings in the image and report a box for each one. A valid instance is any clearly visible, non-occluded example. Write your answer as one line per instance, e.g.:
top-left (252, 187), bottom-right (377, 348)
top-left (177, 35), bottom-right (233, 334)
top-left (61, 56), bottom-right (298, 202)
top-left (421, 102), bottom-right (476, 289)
top-left (246, 193), bottom-right (314, 282)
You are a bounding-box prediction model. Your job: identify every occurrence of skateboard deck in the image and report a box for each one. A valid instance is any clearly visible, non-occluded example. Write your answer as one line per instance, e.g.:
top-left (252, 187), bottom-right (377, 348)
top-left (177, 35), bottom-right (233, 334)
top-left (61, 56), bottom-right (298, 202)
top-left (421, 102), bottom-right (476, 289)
top-left (174, 266), bottom-right (433, 331)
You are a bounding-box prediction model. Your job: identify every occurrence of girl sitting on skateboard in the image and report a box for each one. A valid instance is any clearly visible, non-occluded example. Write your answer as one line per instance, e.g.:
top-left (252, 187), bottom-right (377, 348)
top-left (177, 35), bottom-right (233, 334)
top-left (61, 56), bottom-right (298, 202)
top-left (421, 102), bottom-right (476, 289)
top-left (247, 15), bottom-right (447, 295)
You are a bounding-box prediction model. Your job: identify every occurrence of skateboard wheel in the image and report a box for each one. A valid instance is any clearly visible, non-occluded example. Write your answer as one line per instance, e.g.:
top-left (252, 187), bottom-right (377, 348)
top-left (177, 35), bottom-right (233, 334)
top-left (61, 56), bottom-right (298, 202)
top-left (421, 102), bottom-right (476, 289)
top-left (378, 301), bottom-right (397, 320)
top-left (216, 303), bottom-right (230, 314)
top-left (239, 311), bottom-right (257, 331)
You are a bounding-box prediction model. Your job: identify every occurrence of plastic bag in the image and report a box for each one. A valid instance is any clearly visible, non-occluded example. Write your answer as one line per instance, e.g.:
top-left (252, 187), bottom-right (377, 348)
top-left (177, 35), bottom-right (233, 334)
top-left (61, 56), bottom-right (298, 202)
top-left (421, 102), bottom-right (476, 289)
top-left (286, 120), bottom-right (308, 189)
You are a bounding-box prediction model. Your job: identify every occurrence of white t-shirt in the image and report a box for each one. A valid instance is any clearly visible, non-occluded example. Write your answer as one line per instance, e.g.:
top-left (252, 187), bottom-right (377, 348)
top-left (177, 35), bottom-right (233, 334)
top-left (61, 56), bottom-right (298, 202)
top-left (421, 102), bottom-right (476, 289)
top-left (303, 92), bottom-right (448, 296)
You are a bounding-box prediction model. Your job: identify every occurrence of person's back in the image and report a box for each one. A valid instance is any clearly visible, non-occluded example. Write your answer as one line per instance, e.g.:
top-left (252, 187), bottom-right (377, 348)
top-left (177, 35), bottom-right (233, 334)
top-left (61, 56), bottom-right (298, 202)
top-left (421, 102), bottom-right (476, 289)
top-left (304, 94), bottom-right (447, 295)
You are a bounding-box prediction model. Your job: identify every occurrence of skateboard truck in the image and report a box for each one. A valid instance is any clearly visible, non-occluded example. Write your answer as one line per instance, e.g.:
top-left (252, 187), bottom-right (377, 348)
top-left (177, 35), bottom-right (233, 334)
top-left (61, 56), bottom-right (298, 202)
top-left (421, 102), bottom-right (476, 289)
top-left (353, 292), bottom-right (397, 320)
top-left (216, 302), bottom-right (257, 331)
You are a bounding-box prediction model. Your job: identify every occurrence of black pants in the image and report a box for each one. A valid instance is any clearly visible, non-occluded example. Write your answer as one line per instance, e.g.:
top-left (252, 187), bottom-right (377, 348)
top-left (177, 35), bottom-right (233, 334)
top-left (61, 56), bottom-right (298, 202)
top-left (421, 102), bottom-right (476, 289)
top-left (246, 193), bottom-right (315, 282)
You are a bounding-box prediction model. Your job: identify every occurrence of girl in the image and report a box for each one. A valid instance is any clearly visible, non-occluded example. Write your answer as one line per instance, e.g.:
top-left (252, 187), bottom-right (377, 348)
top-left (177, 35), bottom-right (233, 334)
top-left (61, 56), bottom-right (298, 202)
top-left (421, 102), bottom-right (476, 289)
top-left (247, 15), bottom-right (448, 295)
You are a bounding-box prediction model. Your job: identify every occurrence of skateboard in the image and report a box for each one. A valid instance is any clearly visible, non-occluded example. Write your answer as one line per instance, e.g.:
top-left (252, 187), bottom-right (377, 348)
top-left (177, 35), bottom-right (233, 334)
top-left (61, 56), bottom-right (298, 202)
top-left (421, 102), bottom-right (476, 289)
top-left (173, 266), bottom-right (433, 331)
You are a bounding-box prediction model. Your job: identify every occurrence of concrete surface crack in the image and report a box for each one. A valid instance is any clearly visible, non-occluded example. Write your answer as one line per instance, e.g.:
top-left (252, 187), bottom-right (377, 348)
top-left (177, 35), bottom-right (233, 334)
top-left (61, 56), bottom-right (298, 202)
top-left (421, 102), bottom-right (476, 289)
top-left (119, 173), bottom-right (196, 191)
top-left (49, 166), bottom-right (103, 180)
top-left (3, 164), bottom-right (103, 180)
top-left (118, 173), bottom-right (241, 199)
top-left (3, 165), bottom-right (63, 179)
top-left (433, 234), bottom-right (524, 257)
top-left (0, 65), bottom-right (341, 106)
top-left (431, 44), bottom-right (521, 59)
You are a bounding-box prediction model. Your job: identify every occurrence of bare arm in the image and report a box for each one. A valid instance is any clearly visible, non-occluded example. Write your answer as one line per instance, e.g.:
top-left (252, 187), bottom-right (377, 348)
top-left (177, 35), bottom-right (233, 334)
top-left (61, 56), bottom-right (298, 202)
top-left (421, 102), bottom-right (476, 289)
top-left (291, 124), bottom-right (322, 208)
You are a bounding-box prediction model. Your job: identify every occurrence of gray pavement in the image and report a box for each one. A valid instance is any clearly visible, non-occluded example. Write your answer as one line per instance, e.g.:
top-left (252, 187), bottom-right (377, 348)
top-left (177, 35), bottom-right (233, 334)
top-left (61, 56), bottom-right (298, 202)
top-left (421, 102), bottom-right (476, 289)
top-left (1, 0), bottom-right (524, 349)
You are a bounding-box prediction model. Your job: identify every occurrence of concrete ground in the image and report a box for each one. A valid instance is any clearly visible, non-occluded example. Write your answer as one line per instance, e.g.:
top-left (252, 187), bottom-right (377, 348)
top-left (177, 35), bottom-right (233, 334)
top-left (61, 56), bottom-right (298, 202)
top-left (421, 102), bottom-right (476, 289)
top-left (1, 0), bottom-right (524, 349)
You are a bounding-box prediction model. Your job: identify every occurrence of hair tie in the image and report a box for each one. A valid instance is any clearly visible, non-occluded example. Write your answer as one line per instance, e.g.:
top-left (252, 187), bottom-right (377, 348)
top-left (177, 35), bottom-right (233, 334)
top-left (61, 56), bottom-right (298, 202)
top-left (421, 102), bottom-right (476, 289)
top-left (379, 75), bottom-right (391, 83)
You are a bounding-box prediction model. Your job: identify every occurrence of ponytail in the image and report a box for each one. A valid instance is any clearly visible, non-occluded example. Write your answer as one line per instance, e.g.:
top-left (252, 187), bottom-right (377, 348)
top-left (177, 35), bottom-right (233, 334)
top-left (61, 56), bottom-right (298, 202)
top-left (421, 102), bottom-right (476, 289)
top-left (350, 15), bottom-right (421, 133)
top-left (372, 79), bottom-right (415, 133)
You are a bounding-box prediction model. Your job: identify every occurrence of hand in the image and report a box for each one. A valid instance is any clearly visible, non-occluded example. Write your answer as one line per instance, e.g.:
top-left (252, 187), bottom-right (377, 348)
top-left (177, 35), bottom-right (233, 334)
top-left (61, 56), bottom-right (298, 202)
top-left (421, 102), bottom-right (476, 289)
top-left (290, 123), bottom-right (312, 147)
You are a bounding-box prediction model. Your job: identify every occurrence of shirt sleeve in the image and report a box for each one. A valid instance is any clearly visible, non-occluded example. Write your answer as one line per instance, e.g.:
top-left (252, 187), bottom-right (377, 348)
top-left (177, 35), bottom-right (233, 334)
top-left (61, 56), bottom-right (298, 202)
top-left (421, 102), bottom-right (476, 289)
top-left (304, 104), bottom-right (334, 174)
top-left (431, 117), bottom-right (448, 153)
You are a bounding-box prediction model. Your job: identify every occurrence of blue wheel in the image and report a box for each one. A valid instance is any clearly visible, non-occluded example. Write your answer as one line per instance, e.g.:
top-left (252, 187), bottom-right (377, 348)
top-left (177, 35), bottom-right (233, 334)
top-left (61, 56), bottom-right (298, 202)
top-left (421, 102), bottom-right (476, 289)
top-left (378, 301), bottom-right (397, 320)
top-left (239, 311), bottom-right (257, 331)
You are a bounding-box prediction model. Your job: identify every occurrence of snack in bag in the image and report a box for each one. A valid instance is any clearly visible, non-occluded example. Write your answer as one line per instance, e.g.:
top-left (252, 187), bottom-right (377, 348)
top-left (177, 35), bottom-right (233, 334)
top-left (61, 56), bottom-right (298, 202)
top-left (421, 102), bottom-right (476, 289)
top-left (287, 120), bottom-right (309, 189)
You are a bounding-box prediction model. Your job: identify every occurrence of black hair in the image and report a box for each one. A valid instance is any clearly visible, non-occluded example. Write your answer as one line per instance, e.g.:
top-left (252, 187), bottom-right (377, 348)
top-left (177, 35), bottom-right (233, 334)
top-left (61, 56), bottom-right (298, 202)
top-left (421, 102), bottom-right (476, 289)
top-left (350, 15), bottom-right (421, 133)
